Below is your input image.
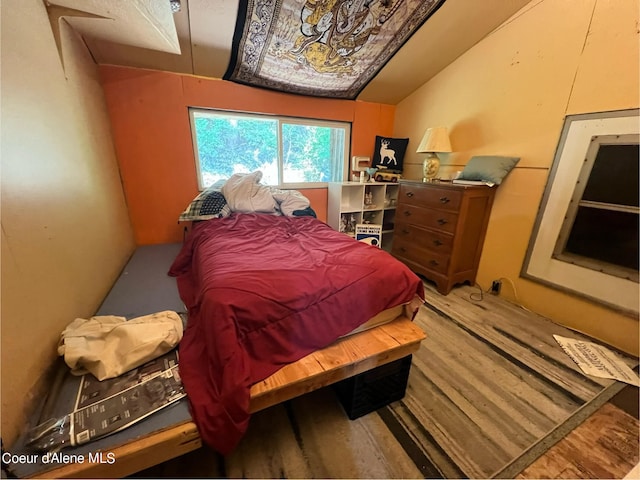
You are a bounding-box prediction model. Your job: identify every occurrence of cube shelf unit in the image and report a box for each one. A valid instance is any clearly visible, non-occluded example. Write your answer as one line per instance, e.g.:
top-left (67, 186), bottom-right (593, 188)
top-left (327, 182), bottom-right (399, 250)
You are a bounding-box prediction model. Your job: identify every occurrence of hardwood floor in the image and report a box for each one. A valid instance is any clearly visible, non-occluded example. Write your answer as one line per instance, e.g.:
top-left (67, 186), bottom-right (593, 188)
top-left (418, 283), bottom-right (638, 478)
top-left (424, 284), bottom-right (639, 479)
top-left (518, 400), bottom-right (639, 479)
top-left (134, 284), bottom-right (639, 479)
top-left (135, 376), bottom-right (639, 480)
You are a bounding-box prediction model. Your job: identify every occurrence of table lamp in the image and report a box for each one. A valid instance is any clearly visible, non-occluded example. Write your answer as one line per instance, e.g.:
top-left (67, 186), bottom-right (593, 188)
top-left (416, 127), bottom-right (452, 182)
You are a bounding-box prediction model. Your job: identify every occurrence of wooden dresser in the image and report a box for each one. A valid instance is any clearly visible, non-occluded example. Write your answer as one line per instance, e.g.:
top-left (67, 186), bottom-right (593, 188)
top-left (391, 180), bottom-right (496, 295)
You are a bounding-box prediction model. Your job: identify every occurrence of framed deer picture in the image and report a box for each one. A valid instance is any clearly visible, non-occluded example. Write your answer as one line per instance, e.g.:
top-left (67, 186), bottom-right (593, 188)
top-left (371, 136), bottom-right (409, 173)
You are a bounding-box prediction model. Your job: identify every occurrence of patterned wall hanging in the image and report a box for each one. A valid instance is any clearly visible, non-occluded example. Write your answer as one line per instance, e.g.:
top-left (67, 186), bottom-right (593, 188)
top-left (224, 0), bottom-right (447, 100)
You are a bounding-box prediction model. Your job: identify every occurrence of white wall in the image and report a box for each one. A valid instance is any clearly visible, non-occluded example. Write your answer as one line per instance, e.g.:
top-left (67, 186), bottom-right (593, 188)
top-left (1, 0), bottom-right (135, 444)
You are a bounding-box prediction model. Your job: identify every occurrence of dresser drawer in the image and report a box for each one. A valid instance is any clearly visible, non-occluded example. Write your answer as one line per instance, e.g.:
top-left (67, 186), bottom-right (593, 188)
top-left (394, 222), bottom-right (453, 255)
top-left (395, 204), bottom-right (458, 234)
top-left (393, 181), bottom-right (495, 294)
top-left (398, 184), bottom-right (462, 211)
top-left (392, 237), bottom-right (450, 275)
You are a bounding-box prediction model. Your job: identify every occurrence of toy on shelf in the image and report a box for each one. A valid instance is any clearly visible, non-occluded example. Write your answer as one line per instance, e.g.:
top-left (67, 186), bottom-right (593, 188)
top-left (373, 166), bottom-right (401, 183)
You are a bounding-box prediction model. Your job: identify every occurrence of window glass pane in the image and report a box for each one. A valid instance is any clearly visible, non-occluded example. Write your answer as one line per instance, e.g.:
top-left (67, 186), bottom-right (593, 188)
top-left (553, 135), bottom-right (639, 280)
top-left (192, 112), bottom-right (278, 187)
top-left (565, 206), bottom-right (639, 271)
top-left (191, 109), bottom-right (348, 188)
top-left (582, 144), bottom-right (639, 207)
top-left (281, 124), bottom-right (345, 183)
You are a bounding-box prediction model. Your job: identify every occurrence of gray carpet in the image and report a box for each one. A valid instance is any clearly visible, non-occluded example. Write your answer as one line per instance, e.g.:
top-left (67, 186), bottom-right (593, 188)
top-left (137, 284), bottom-right (637, 479)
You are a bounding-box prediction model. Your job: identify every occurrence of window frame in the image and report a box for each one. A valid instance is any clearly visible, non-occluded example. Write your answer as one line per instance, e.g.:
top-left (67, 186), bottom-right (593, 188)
top-left (188, 108), bottom-right (351, 190)
top-left (521, 109), bottom-right (640, 316)
top-left (552, 134), bottom-right (639, 282)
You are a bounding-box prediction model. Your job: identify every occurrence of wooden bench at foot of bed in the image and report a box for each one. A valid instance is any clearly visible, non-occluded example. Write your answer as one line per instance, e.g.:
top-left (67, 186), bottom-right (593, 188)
top-left (250, 311), bottom-right (425, 413)
top-left (31, 314), bottom-right (425, 479)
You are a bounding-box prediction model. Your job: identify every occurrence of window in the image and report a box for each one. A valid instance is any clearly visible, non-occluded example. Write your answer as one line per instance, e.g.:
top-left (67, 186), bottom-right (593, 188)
top-left (189, 108), bottom-right (350, 188)
top-left (521, 109), bottom-right (639, 315)
top-left (553, 135), bottom-right (639, 281)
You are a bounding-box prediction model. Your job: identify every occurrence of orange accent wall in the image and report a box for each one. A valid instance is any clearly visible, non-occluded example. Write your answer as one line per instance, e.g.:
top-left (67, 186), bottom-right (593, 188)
top-left (100, 66), bottom-right (396, 244)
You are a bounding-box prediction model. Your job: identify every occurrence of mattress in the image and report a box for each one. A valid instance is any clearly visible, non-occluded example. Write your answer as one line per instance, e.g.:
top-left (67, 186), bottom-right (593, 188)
top-left (342, 296), bottom-right (423, 337)
top-left (168, 213), bottom-right (424, 454)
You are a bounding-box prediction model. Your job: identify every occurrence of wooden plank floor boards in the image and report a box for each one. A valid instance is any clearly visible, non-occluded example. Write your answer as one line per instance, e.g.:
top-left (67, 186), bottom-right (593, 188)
top-left (135, 283), bottom-right (639, 479)
top-left (517, 402), bottom-right (639, 479)
top-left (227, 388), bottom-right (424, 479)
top-left (411, 284), bottom-right (637, 478)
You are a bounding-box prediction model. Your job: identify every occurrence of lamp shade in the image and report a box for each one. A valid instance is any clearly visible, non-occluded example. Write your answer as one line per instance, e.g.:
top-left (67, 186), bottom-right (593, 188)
top-left (416, 127), bottom-right (452, 153)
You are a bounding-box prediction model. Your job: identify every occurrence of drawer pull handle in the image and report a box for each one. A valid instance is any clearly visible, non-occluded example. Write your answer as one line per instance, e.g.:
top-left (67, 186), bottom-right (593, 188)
top-left (402, 229), bottom-right (410, 235)
top-left (403, 210), bottom-right (411, 216)
top-left (433, 239), bottom-right (443, 246)
top-left (439, 196), bottom-right (450, 204)
top-left (429, 260), bottom-right (439, 266)
top-left (406, 191), bottom-right (414, 197)
top-left (400, 247), bottom-right (407, 253)
top-left (437, 218), bottom-right (448, 225)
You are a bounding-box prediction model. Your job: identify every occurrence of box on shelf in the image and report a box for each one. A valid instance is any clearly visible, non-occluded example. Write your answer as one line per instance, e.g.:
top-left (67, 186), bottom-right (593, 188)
top-left (355, 224), bottom-right (382, 248)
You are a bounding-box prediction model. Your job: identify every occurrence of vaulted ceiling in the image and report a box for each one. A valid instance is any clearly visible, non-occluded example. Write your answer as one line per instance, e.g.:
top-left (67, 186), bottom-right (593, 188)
top-left (47, 0), bottom-right (532, 104)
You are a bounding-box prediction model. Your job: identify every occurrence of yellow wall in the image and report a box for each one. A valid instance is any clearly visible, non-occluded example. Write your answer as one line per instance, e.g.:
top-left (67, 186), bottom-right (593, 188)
top-left (1, 1), bottom-right (135, 444)
top-left (394, 0), bottom-right (639, 355)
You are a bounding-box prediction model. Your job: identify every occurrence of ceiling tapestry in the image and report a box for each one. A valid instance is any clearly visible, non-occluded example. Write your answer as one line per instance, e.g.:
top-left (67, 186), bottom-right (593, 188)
top-left (224, 0), bottom-right (447, 100)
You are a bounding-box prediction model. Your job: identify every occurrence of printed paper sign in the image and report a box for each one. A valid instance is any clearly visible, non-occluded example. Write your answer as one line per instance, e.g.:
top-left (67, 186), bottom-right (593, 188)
top-left (553, 335), bottom-right (639, 386)
top-left (355, 224), bottom-right (382, 248)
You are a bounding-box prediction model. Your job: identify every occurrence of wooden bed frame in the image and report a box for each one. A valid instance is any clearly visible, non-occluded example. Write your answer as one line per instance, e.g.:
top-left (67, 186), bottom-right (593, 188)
top-left (14, 244), bottom-right (425, 479)
top-left (32, 313), bottom-right (424, 479)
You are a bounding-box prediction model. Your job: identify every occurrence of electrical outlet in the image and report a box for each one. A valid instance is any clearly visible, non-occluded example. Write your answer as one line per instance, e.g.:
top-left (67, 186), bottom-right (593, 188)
top-left (491, 280), bottom-right (502, 294)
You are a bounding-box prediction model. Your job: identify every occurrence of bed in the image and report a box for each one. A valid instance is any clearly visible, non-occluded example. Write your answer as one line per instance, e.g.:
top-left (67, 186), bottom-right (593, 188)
top-left (8, 228), bottom-right (425, 478)
top-left (167, 212), bottom-right (425, 455)
top-left (8, 175), bottom-right (426, 477)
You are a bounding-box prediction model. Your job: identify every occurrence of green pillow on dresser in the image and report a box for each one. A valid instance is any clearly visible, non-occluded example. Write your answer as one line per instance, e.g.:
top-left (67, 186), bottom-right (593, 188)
top-left (458, 155), bottom-right (520, 185)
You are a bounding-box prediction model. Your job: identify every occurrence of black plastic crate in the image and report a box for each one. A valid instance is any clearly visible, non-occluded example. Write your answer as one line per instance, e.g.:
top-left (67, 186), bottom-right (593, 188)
top-left (333, 355), bottom-right (412, 420)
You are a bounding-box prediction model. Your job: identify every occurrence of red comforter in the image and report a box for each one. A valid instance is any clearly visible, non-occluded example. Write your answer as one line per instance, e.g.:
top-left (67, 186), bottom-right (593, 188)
top-left (168, 214), bottom-right (423, 454)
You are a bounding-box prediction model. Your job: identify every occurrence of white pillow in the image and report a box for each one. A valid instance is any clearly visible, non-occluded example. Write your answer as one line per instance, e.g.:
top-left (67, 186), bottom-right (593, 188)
top-left (221, 171), bottom-right (278, 214)
top-left (270, 188), bottom-right (310, 216)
